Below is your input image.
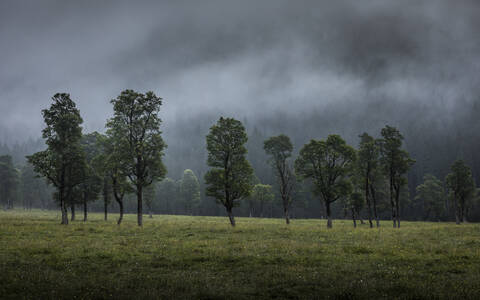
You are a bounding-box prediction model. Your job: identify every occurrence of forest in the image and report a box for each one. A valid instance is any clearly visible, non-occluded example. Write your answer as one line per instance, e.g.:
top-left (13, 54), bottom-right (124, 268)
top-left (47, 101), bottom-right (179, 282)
top-left (1, 90), bottom-right (479, 227)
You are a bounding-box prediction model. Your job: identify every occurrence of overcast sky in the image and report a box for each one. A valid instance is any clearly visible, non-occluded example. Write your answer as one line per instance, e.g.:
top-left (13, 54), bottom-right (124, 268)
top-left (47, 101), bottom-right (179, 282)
top-left (1, 0), bottom-right (479, 143)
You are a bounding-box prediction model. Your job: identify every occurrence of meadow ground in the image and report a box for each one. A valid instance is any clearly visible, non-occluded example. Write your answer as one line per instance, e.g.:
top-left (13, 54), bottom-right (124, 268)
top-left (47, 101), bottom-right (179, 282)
top-left (0, 210), bottom-right (479, 299)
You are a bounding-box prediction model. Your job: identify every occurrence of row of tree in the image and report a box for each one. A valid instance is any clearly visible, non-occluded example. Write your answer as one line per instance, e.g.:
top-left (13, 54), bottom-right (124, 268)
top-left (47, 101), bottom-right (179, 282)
top-left (25, 91), bottom-right (165, 225)
top-left (203, 117), bottom-right (478, 228)
top-left (2, 90), bottom-right (477, 227)
top-left (203, 117), bottom-right (415, 228)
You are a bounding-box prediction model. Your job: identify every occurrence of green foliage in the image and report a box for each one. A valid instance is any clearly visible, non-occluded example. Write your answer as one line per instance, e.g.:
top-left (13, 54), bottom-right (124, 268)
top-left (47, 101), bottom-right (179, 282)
top-left (204, 117), bottom-right (254, 222)
top-left (156, 178), bottom-right (179, 214)
top-left (20, 163), bottom-right (50, 209)
top-left (76, 133), bottom-right (103, 207)
top-left (349, 191), bottom-right (364, 214)
top-left (264, 134), bottom-right (293, 162)
top-left (295, 134), bottom-right (356, 227)
top-left (415, 174), bottom-right (446, 220)
top-left (379, 126), bottom-right (415, 183)
top-left (357, 133), bottom-right (379, 174)
top-left (0, 155), bottom-right (19, 209)
top-left (251, 184), bottom-right (274, 202)
top-left (251, 183), bottom-right (275, 217)
top-left (106, 90), bottom-right (167, 225)
top-left (1, 210), bottom-right (480, 299)
top-left (180, 169), bottom-right (201, 215)
top-left (26, 93), bottom-right (87, 224)
top-left (95, 133), bottom-right (132, 200)
top-left (264, 134), bottom-right (295, 222)
top-left (106, 89), bottom-right (167, 188)
top-left (144, 184), bottom-right (156, 216)
top-left (378, 125), bottom-right (415, 227)
top-left (356, 132), bottom-right (382, 226)
top-left (445, 160), bottom-right (475, 223)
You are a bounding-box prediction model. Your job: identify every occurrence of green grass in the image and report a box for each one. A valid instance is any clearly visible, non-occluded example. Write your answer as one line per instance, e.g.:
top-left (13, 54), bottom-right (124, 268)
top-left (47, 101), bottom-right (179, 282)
top-left (1, 210), bottom-right (479, 299)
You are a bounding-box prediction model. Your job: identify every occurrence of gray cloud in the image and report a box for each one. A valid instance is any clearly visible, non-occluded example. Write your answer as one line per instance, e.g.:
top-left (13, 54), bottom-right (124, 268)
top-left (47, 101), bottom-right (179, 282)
top-left (0, 0), bottom-right (479, 144)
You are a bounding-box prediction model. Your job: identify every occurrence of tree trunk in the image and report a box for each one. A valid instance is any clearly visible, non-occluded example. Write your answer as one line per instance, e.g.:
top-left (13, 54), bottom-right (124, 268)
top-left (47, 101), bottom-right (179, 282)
top-left (118, 200), bottom-right (124, 225)
top-left (352, 208), bottom-right (357, 228)
top-left (61, 199), bottom-right (68, 225)
top-left (326, 201), bottom-right (332, 228)
top-left (454, 194), bottom-right (460, 225)
top-left (83, 198), bottom-right (87, 222)
top-left (227, 207), bottom-right (236, 227)
top-left (70, 205), bottom-right (75, 221)
top-left (60, 187), bottom-right (68, 225)
top-left (396, 202), bottom-right (401, 228)
top-left (137, 185), bottom-right (143, 226)
top-left (103, 176), bottom-right (109, 221)
top-left (395, 187), bottom-right (401, 228)
top-left (284, 207), bottom-right (290, 225)
top-left (366, 176), bottom-right (373, 228)
top-left (149, 210), bottom-right (153, 218)
top-left (104, 199), bottom-right (108, 221)
top-left (459, 200), bottom-right (465, 223)
top-left (112, 177), bottom-right (124, 225)
top-left (390, 178), bottom-right (396, 228)
top-left (371, 185), bottom-right (380, 227)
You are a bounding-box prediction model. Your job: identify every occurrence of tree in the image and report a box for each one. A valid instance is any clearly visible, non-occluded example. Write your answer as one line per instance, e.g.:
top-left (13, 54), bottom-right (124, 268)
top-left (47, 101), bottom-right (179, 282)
top-left (264, 134), bottom-right (295, 224)
top-left (20, 163), bottom-right (48, 210)
top-left (415, 174), bottom-right (445, 221)
top-left (78, 132), bottom-right (103, 222)
top-left (348, 191), bottom-right (364, 228)
top-left (26, 93), bottom-right (87, 224)
top-left (180, 169), bottom-right (201, 215)
top-left (378, 126), bottom-right (415, 228)
top-left (156, 178), bottom-right (179, 214)
top-left (251, 184), bottom-right (274, 217)
top-left (204, 117), bottom-right (254, 226)
top-left (356, 133), bottom-right (381, 227)
top-left (0, 155), bottom-right (19, 210)
top-left (106, 90), bottom-right (167, 226)
top-left (96, 133), bottom-right (133, 225)
top-left (144, 184), bottom-right (156, 218)
top-left (295, 135), bottom-right (356, 228)
top-left (445, 160), bottom-right (475, 224)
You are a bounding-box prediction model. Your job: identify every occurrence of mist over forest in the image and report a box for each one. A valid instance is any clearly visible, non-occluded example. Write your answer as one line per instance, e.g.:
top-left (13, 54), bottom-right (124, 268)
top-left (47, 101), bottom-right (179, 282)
top-left (3, 1), bottom-right (480, 299)
top-left (1, 0), bottom-right (480, 221)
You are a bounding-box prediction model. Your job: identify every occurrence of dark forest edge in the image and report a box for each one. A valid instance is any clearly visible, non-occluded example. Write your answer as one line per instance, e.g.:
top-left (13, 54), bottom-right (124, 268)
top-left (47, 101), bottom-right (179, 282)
top-left (1, 91), bottom-right (479, 227)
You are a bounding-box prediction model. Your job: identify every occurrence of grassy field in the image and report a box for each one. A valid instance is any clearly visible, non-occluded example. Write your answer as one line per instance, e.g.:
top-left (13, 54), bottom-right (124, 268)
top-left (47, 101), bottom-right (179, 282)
top-left (1, 210), bottom-right (479, 299)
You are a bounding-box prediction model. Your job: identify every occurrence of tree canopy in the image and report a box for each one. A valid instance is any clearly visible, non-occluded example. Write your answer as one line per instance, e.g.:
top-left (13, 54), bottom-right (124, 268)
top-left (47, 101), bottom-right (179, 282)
top-left (204, 117), bottom-right (254, 226)
top-left (180, 169), bottom-right (201, 215)
top-left (295, 134), bottom-right (356, 228)
top-left (106, 90), bottom-right (167, 226)
top-left (26, 93), bottom-right (86, 224)
top-left (264, 134), bottom-right (295, 224)
top-left (379, 125), bottom-right (415, 228)
top-left (415, 174), bottom-right (445, 221)
top-left (445, 160), bottom-right (475, 224)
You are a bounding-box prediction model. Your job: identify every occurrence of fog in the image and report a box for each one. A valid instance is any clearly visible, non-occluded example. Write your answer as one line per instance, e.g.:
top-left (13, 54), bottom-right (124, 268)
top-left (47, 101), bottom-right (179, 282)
top-left (1, 1), bottom-right (480, 189)
top-left (0, 0), bottom-right (478, 139)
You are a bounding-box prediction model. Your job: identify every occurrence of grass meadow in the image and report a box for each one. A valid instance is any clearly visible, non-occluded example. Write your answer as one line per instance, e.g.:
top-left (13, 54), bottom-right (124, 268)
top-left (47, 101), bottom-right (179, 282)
top-left (1, 209), bottom-right (479, 299)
